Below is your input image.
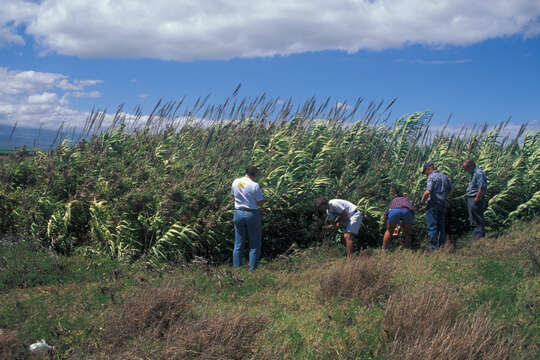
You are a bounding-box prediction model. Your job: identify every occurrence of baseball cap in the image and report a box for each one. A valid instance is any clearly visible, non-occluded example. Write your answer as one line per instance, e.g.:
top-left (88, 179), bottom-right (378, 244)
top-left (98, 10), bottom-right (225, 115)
top-left (422, 161), bottom-right (434, 174)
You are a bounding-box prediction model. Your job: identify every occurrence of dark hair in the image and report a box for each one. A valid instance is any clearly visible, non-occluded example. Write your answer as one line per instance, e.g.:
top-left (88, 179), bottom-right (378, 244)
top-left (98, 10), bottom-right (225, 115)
top-left (245, 165), bottom-right (260, 177)
top-left (314, 197), bottom-right (329, 216)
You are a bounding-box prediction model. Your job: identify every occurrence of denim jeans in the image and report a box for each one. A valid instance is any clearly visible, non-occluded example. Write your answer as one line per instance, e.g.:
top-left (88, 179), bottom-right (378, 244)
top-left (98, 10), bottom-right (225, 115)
top-left (467, 197), bottom-right (486, 242)
top-left (233, 209), bottom-right (262, 271)
top-left (426, 205), bottom-right (446, 250)
top-left (388, 208), bottom-right (414, 225)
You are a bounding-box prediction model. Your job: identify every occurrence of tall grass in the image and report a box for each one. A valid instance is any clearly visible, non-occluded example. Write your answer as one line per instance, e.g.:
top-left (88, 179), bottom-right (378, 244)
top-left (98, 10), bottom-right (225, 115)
top-left (0, 94), bottom-right (538, 264)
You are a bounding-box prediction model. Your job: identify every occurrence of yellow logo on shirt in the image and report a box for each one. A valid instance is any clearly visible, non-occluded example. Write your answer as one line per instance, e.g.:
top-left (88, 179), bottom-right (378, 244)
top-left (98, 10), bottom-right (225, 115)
top-left (238, 182), bottom-right (246, 189)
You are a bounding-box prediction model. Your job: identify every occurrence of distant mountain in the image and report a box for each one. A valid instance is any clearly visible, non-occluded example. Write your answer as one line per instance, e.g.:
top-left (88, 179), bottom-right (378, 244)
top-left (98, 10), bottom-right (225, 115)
top-left (0, 124), bottom-right (79, 150)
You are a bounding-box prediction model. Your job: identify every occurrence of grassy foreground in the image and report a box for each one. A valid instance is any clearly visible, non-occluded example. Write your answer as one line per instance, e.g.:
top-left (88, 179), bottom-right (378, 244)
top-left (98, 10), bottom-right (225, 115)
top-left (1, 221), bottom-right (539, 359)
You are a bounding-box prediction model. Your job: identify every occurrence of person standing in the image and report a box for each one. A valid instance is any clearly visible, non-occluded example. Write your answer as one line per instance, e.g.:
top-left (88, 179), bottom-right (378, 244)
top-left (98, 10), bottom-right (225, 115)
top-left (231, 165), bottom-right (264, 271)
top-left (315, 198), bottom-right (363, 258)
top-left (382, 189), bottom-right (414, 250)
top-left (420, 162), bottom-right (453, 250)
top-left (463, 159), bottom-right (488, 242)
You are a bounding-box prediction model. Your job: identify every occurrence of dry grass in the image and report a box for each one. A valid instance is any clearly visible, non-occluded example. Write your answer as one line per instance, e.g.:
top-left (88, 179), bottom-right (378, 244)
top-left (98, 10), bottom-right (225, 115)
top-left (383, 284), bottom-right (526, 360)
top-left (0, 329), bottom-right (23, 360)
top-left (383, 283), bottom-right (461, 343)
top-left (320, 255), bottom-right (393, 303)
top-left (104, 286), bottom-right (193, 345)
top-left (460, 221), bottom-right (540, 265)
top-left (163, 314), bottom-right (266, 360)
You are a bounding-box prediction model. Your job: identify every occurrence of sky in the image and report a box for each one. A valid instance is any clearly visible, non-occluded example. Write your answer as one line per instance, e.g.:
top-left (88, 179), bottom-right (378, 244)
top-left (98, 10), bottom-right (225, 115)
top-left (1, 0), bottom-right (539, 142)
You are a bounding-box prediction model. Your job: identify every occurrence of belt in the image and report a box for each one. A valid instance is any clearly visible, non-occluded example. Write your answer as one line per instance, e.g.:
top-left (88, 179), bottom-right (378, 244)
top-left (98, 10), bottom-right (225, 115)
top-left (236, 207), bottom-right (259, 212)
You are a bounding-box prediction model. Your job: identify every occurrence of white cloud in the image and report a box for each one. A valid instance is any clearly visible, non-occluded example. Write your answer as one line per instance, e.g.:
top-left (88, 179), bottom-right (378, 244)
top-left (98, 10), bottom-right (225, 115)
top-left (0, 67), bottom-right (102, 128)
top-left (70, 90), bottom-right (102, 98)
top-left (0, 0), bottom-right (39, 45)
top-left (1, 1), bottom-right (539, 60)
top-left (27, 92), bottom-right (58, 104)
top-left (429, 121), bottom-right (540, 139)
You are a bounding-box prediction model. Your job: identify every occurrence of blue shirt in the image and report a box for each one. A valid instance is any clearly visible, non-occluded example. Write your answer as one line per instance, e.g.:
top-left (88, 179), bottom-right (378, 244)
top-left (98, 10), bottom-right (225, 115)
top-left (466, 167), bottom-right (487, 197)
top-left (426, 170), bottom-right (452, 207)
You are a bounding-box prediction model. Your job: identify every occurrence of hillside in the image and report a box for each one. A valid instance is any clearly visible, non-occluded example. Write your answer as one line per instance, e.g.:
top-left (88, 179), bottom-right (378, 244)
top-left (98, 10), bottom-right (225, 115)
top-left (1, 221), bottom-right (538, 359)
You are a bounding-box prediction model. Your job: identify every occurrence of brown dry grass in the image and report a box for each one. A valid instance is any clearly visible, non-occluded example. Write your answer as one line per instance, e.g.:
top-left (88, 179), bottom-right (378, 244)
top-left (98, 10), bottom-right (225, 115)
top-left (163, 314), bottom-right (266, 360)
top-left (383, 284), bottom-right (526, 360)
top-left (104, 286), bottom-right (193, 345)
top-left (320, 255), bottom-right (393, 303)
top-left (460, 221), bottom-right (540, 265)
top-left (0, 329), bottom-right (23, 360)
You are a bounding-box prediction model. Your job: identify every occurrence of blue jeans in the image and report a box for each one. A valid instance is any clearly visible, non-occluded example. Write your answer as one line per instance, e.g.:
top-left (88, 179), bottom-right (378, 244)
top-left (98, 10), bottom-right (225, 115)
top-left (426, 205), bottom-right (446, 250)
top-left (388, 208), bottom-right (414, 225)
top-left (233, 209), bottom-right (262, 271)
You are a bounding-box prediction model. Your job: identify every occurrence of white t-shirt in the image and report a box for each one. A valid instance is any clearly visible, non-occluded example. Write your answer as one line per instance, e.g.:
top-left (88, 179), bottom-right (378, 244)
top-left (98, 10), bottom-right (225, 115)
top-left (327, 199), bottom-right (357, 221)
top-left (231, 176), bottom-right (264, 210)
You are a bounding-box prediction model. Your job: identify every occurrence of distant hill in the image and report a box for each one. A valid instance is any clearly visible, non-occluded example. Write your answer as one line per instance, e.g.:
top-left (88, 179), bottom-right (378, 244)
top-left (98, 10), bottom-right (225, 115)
top-left (0, 123), bottom-right (77, 150)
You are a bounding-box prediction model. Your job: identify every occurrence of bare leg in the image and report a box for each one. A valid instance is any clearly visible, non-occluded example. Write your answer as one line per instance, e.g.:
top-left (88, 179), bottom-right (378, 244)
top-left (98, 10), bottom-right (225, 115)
top-left (382, 224), bottom-right (396, 250)
top-left (344, 232), bottom-right (354, 258)
top-left (401, 224), bottom-right (412, 249)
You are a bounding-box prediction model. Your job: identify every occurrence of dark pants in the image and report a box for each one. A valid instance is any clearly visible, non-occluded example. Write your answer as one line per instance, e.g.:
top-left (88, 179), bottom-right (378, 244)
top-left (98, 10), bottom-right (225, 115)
top-left (426, 205), bottom-right (446, 250)
top-left (467, 197), bottom-right (486, 242)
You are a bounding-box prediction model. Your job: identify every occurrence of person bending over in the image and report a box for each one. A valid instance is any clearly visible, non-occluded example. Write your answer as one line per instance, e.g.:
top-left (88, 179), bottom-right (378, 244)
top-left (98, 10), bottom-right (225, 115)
top-left (382, 188), bottom-right (414, 250)
top-left (315, 198), bottom-right (363, 258)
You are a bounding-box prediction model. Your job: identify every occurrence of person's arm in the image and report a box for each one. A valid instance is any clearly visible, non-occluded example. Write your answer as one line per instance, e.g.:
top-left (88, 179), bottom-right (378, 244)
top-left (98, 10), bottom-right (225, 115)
top-left (255, 184), bottom-right (264, 207)
top-left (421, 190), bottom-right (430, 204)
top-left (475, 188), bottom-right (485, 203)
top-left (474, 171), bottom-right (487, 202)
top-left (336, 209), bottom-right (348, 227)
top-left (422, 175), bottom-right (433, 204)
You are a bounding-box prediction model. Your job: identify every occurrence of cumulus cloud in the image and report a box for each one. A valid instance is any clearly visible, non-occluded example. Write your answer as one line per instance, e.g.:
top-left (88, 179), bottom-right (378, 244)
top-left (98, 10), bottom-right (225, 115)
top-left (0, 0), bottom-right (38, 45)
top-left (0, 67), bottom-right (102, 128)
top-left (2, 1), bottom-right (540, 60)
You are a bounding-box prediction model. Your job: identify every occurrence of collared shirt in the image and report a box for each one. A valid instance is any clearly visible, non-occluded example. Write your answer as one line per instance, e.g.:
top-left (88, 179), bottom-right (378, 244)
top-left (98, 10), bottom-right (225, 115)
top-left (327, 199), bottom-right (357, 222)
top-left (466, 167), bottom-right (487, 197)
top-left (232, 176), bottom-right (264, 210)
top-left (426, 170), bottom-right (452, 206)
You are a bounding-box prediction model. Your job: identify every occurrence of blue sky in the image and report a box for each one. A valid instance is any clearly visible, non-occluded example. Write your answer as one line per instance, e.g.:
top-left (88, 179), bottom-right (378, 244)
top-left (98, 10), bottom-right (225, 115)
top-left (1, 0), bottom-right (539, 139)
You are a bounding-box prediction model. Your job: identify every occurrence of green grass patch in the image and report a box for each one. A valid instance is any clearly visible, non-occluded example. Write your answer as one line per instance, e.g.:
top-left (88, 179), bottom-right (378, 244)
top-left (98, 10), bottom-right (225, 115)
top-left (0, 241), bottom-right (125, 291)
